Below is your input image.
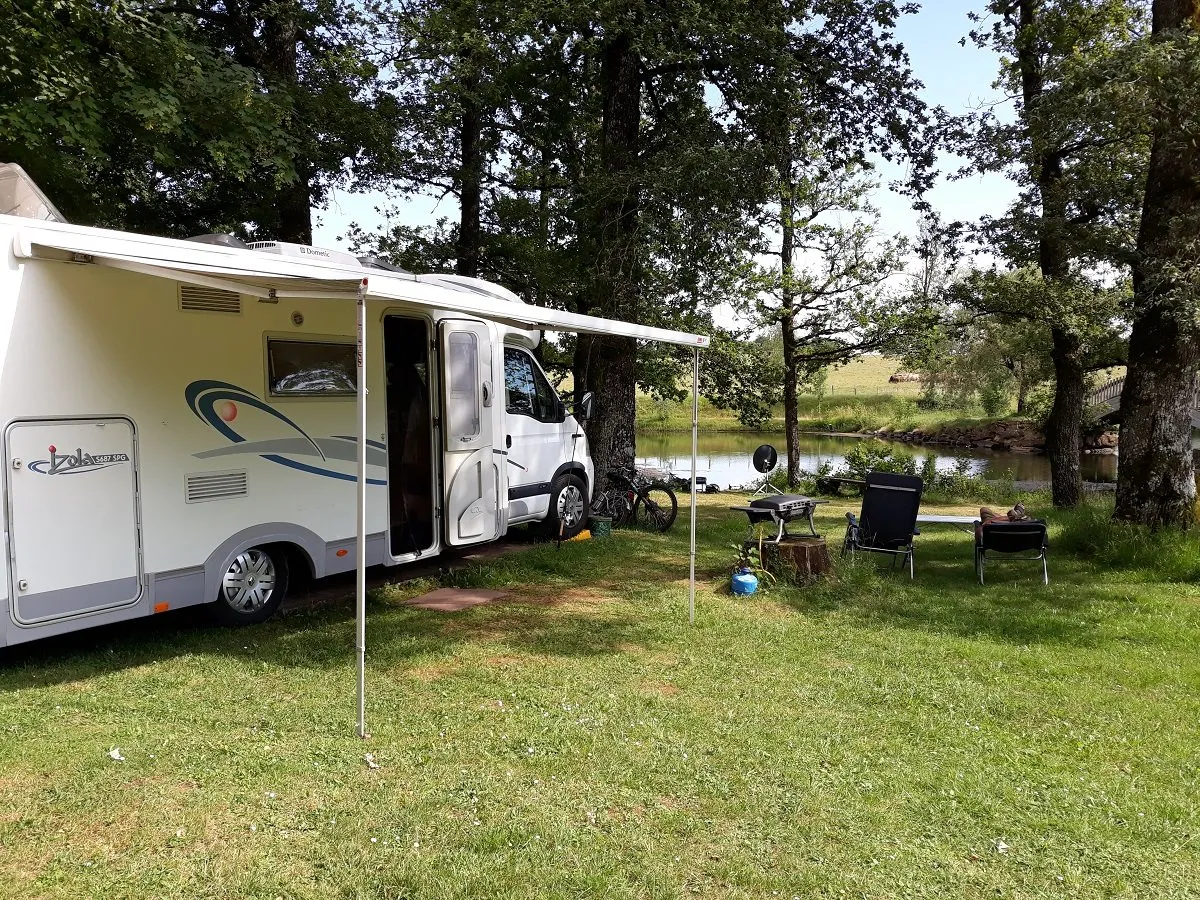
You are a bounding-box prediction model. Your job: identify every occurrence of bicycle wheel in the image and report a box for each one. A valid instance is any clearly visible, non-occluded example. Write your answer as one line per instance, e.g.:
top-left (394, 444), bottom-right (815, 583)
top-left (634, 484), bottom-right (678, 532)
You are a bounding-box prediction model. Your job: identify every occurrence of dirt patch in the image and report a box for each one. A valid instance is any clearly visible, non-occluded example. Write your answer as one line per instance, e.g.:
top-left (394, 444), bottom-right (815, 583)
top-left (481, 654), bottom-right (525, 669)
top-left (506, 585), bottom-right (615, 610)
top-left (403, 588), bottom-right (508, 612)
top-left (639, 680), bottom-right (680, 697)
top-left (822, 658), bottom-right (854, 670)
top-left (407, 661), bottom-right (461, 683)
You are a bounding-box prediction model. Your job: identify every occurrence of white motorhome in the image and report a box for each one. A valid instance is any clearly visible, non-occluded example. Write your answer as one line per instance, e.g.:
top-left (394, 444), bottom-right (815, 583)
top-left (0, 164), bottom-right (709, 649)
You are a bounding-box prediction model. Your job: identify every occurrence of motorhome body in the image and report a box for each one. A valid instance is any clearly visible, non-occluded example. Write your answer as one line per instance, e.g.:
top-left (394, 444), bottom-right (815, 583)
top-left (0, 216), bottom-right (614, 647)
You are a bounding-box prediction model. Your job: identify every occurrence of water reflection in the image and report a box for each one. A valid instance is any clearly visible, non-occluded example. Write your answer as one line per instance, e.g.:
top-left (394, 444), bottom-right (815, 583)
top-left (635, 431), bottom-right (1119, 489)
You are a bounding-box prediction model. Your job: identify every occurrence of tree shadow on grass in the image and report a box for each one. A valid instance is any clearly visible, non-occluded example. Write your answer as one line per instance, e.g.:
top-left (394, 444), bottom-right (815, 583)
top-left (0, 538), bottom-right (671, 691)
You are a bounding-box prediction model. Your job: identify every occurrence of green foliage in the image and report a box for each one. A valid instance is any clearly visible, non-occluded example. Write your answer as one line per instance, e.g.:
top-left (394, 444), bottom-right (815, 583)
top-left (698, 331), bottom-right (783, 430)
top-left (965, 0), bottom-right (1151, 271)
top-left (0, 1), bottom-right (292, 231)
top-left (730, 540), bottom-right (776, 586)
top-left (0, 0), bottom-right (402, 238)
top-left (838, 440), bottom-right (917, 481)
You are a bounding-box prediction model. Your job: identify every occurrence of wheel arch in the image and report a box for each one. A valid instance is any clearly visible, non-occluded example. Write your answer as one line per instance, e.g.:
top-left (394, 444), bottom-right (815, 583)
top-left (202, 523), bottom-right (324, 603)
top-left (552, 462), bottom-right (589, 500)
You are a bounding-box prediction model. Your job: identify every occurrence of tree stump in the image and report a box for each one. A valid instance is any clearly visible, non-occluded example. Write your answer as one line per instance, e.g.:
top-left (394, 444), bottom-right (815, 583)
top-left (755, 536), bottom-right (832, 583)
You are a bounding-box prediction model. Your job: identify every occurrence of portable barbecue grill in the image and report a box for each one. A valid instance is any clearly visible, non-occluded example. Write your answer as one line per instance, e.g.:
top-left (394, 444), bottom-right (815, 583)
top-left (729, 444), bottom-right (827, 541)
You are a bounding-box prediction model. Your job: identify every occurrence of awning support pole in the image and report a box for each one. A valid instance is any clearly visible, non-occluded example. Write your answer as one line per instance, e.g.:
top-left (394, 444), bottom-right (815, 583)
top-left (355, 278), bottom-right (369, 739)
top-left (689, 347), bottom-right (699, 626)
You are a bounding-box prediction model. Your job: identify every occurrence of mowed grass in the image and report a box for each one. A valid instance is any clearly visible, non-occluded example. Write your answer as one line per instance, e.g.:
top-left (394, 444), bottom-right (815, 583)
top-left (2, 497), bottom-right (1199, 898)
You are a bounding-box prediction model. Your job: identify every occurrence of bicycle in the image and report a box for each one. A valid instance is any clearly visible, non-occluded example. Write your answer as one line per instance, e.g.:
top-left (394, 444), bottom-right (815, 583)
top-left (605, 468), bottom-right (679, 532)
top-left (590, 484), bottom-right (634, 527)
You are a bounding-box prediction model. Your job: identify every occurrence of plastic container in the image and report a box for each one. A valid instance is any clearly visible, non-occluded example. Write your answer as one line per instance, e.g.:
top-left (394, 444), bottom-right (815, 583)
top-left (590, 516), bottom-right (612, 538)
top-left (731, 569), bottom-right (759, 595)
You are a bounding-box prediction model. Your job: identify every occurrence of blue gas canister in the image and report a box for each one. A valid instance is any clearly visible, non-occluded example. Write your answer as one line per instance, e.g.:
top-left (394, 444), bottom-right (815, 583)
top-left (731, 569), bottom-right (759, 595)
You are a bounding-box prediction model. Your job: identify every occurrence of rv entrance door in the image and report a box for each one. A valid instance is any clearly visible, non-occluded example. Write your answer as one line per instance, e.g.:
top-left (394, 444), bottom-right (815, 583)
top-left (5, 418), bottom-right (142, 624)
top-left (439, 320), bottom-right (500, 546)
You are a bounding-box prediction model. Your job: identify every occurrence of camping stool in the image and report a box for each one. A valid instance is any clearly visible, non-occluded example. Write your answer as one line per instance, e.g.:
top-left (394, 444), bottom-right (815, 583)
top-left (975, 519), bottom-right (1049, 585)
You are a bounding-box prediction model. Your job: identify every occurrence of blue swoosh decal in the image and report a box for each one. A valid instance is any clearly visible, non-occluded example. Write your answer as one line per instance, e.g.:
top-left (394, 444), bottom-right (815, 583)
top-left (186, 380), bottom-right (388, 486)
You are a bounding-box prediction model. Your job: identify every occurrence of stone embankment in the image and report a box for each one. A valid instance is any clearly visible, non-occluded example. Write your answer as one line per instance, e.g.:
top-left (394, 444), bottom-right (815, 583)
top-left (869, 420), bottom-right (1119, 454)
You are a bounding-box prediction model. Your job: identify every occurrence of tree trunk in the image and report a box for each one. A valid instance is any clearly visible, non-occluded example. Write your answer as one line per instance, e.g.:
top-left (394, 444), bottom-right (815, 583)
top-left (1016, 373), bottom-right (1030, 416)
top-left (262, 1), bottom-right (312, 244)
top-left (456, 62), bottom-right (483, 277)
top-left (1017, 0), bottom-right (1083, 507)
top-left (1045, 328), bottom-right (1085, 508)
top-left (779, 169), bottom-right (800, 487)
top-left (575, 30), bottom-right (642, 494)
top-left (1114, 0), bottom-right (1200, 528)
top-left (276, 171), bottom-right (313, 244)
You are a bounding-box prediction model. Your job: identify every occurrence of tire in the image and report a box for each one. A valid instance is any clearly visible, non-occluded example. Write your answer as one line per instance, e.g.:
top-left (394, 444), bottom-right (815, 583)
top-left (634, 484), bottom-right (678, 532)
top-left (545, 473), bottom-right (588, 539)
top-left (209, 545), bottom-right (290, 626)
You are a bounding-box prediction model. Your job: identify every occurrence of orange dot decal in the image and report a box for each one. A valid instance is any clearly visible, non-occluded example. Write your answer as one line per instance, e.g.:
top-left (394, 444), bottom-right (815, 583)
top-left (216, 400), bottom-right (238, 422)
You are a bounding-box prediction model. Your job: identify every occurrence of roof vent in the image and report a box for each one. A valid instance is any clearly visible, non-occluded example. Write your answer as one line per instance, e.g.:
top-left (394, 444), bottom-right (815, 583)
top-left (359, 255), bottom-right (411, 274)
top-left (0, 162), bottom-right (66, 222)
top-left (186, 233), bottom-right (248, 249)
top-left (179, 284), bottom-right (241, 314)
top-left (186, 470), bottom-right (248, 503)
top-left (248, 241), bottom-right (361, 268)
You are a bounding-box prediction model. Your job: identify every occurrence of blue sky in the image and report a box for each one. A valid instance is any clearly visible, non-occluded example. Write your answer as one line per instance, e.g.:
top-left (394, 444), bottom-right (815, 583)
top-left (312, 1), bottom-right (1018, 252)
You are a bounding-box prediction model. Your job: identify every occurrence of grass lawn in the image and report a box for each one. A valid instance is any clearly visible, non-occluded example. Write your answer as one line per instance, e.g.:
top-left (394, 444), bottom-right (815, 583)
top-left (2, 498), bottom-right (1198, 898)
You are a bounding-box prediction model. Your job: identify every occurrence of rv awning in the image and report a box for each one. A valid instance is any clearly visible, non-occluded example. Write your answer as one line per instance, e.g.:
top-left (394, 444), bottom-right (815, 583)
top-left (13, 223), bottom-right (710, 348)
top-left (12, 215), bottom-right (707, 741)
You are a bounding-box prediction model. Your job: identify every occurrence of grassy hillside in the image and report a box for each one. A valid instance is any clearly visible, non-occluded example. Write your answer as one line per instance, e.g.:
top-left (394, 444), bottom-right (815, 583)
top-left (822, 355), bottom-right (923, 397)
top-left (636, 356), bottom-right (978, 433)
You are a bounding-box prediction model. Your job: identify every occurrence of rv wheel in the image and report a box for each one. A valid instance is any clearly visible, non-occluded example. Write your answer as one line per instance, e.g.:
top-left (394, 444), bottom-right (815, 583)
top-left (545, 473), bottom-right (588, 540)
top-left (211, 546), bottom-right (290, 626)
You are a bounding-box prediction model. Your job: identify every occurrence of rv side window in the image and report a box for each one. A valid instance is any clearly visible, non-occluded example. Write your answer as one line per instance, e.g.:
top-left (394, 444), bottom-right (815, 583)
top-left (504, 347), bottom-right (563, 423)
top-left (446, 331), bottom-right (481, 439)
top-left (268, 340), bottom-right (356, 396)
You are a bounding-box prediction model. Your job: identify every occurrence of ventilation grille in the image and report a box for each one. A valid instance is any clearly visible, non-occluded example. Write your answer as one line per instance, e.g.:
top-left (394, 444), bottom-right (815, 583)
top-left (186, 470), bottom-right (248, 503)
top-left (179, 284), bottom-right (242, 314)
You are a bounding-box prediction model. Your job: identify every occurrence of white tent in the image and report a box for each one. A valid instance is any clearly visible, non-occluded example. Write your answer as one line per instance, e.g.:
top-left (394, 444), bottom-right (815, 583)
top-left (15, 220), bottom-right (709, 737)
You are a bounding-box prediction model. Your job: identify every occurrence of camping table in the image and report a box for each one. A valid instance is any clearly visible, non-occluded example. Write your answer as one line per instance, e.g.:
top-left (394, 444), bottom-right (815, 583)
top-left (915, 514), bottom-right (977, 534)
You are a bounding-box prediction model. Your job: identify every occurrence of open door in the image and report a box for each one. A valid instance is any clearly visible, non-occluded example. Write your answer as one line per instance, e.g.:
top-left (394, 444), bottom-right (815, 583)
top-left (440, 319), bottom-right (499, 546)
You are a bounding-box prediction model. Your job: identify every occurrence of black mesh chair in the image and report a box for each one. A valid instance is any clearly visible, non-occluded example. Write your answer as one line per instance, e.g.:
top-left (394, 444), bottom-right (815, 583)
top-left (975, 520), bottom-right (1049, 585)
top-left (841, 471), bottom-right (924, 578)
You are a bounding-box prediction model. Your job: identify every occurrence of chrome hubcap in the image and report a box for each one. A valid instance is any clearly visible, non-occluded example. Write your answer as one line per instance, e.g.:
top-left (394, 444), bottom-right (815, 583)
top-left (558, 484), bottom-right (585, 528)
top-left (221, 549), bottom-right (277, 612)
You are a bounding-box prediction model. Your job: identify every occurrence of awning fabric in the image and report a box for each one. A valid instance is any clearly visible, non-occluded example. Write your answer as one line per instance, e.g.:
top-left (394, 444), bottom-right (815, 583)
top-left (13, 221), bottom-right (710, 348)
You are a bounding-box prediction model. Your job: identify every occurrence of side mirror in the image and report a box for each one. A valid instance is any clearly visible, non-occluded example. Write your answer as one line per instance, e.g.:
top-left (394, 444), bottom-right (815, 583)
top-left (576, 391), bottom-right (595, 424)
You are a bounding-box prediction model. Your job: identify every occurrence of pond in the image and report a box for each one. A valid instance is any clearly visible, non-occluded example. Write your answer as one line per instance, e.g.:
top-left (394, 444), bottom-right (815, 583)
top-left (635, 430), bottom-right (1120, 490)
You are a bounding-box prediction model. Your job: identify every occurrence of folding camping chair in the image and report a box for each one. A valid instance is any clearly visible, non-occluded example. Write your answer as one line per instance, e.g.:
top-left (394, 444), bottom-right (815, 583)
top-left (841, 471), bottom-right (924, 578)
top-left (975, 519), bottom-right (1049, 585)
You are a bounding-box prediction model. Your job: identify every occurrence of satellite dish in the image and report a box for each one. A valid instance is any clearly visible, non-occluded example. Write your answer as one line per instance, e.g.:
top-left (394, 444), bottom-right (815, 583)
top-left (752, 444), bottom-right (778, 474)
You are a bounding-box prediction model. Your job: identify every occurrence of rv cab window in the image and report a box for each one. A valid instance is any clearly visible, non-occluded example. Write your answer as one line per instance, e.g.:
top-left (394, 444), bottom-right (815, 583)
top-left (268, 340), bottom-right (356, 396)
top-left (504, 347), bottom-right (563, 423)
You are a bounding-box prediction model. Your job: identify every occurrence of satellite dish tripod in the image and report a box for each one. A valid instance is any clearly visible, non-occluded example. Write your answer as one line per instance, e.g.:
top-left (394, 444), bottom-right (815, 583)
top-left (750, 443), bottom-right (783, 496)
